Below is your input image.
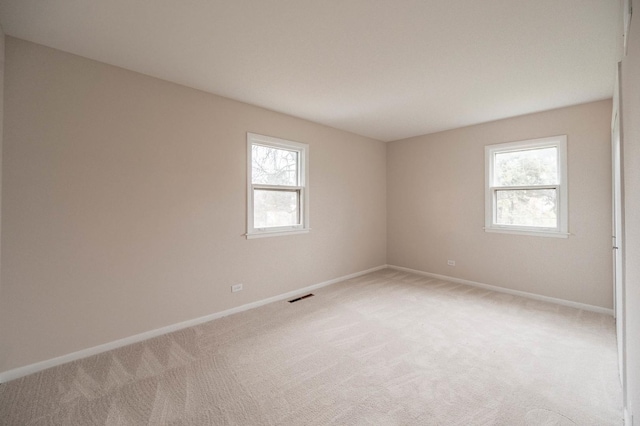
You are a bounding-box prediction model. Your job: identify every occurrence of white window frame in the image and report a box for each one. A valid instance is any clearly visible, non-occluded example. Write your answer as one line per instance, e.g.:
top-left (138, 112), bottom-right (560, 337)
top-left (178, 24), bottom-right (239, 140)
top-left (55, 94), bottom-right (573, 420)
top-left (484, 135), bottom-right (569, 238)
top-left (246, 132), bottom-right (309, 239)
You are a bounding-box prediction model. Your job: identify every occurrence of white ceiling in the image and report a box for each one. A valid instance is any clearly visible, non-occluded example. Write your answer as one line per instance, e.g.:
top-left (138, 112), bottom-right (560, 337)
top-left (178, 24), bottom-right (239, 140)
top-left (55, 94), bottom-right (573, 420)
top-left (0, 0), bottom-right (620, 142)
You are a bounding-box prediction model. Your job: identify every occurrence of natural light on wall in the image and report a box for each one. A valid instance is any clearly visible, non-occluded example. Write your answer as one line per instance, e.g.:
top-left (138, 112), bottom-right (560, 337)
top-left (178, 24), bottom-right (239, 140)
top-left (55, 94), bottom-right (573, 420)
top-left (484, 135), bottom-right (568, 238)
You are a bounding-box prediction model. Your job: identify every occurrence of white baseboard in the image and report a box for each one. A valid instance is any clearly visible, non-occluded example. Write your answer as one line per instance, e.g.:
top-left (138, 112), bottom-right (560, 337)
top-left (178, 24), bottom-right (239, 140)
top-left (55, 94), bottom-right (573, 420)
top-left (0, 265), bottom-right (387, 383)
top-left (387, 264), bottom-right (614, 316)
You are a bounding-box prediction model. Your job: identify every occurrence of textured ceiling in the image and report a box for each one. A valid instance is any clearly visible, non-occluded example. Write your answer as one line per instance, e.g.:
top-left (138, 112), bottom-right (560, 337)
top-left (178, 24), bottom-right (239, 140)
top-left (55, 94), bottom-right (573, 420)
top-left (0, 0), bottom-right (621, 141)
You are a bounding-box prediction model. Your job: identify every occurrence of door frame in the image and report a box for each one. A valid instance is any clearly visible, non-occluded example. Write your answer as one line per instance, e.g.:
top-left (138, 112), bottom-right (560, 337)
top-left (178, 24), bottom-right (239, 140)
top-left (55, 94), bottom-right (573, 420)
top-left (612, 61), bottom-right (626, 400)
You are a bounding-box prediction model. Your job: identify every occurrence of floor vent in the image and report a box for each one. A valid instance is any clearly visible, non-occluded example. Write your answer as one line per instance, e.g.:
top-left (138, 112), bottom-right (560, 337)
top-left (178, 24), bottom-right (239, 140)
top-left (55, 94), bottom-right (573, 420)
top-left (289, 294), bottom-right (314, 303)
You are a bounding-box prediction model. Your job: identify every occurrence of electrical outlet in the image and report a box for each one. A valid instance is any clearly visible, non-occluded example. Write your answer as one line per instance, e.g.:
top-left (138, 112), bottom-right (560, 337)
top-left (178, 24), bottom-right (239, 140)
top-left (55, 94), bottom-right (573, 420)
top-left (231, 283), bottom-right (243, 293)
top-left (447, 260), bottom-right (456, 266)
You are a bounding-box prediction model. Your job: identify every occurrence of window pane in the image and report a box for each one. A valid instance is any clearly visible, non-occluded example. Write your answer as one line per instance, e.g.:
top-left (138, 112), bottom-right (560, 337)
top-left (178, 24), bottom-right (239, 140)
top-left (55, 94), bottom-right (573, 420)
top-left (496, 189), bottom-right (557, 228)
top-left (494, 147), bottom-right (558, 186)
top-left (254, 189), bottom-right (299, 228)
top-left (252, 145), bottom-right (298, 186)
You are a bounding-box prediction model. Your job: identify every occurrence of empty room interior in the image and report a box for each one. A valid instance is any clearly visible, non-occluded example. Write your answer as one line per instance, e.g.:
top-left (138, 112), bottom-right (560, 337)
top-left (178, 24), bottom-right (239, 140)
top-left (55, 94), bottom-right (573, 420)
top-left (0, 1), bottom-right (639, 425)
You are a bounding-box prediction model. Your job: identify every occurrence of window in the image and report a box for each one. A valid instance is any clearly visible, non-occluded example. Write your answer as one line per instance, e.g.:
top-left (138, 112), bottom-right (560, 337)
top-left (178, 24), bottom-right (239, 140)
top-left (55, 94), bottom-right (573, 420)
top-left (485, 135), bottom-right (568, 237)
top-left (246, 133), bottom-right (309, 238)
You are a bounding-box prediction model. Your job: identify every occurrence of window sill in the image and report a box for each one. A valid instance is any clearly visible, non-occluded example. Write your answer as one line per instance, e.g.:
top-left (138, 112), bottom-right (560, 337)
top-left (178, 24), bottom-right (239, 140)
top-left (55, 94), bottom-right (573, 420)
top-left (484, 227), bottom-right (569, 239)
top-left (245, 229), bottom-right (310, 239)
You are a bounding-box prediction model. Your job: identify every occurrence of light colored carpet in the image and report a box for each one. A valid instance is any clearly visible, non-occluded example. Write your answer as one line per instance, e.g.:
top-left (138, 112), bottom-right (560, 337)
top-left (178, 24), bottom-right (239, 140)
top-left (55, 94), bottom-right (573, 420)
top-left (0, 269), bottom-right (623, 425)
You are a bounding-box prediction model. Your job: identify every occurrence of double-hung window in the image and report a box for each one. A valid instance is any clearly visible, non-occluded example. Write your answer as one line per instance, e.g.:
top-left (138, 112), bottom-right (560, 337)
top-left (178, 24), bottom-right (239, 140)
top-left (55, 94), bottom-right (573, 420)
top-left (246, 133), bottom-right (309, 238)
top-left (485, 135), bottom-right (568, 237)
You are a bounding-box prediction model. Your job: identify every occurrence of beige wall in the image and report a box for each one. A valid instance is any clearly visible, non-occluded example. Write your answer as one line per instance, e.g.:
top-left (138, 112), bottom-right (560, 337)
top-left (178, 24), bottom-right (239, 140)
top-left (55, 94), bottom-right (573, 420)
top-left (0, 37), bottom-right (387, 372)
top-left (0, 27), bottom-right (4, 332)
top-left (387, 100), bottom-right (613, 308)
top-left (621, 4), bottom-right (640, 421)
